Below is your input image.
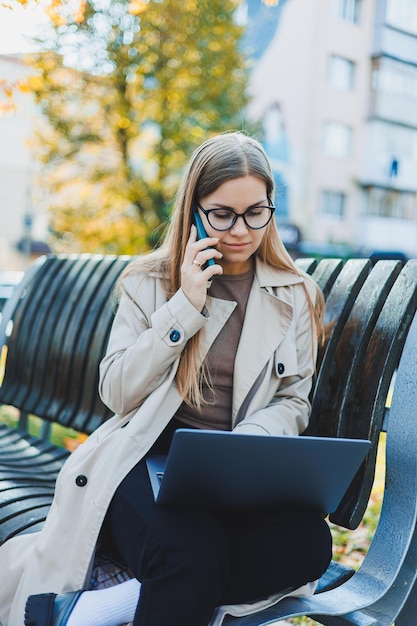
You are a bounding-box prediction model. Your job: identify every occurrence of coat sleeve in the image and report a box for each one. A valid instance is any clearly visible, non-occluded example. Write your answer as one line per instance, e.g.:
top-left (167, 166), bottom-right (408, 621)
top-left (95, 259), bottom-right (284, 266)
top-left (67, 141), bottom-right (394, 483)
top-left (99, 273), bottom-right (208, 417)
top-left (233, 284), bottom-right (318, 437)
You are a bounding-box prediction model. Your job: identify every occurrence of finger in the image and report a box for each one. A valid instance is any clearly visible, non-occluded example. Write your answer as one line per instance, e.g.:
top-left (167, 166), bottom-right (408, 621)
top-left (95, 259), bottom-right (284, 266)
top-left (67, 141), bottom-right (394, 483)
top-left (201, 263), bottom-right (223, 280)
top-left (188, 225), bottom-right (219, 245)
top-left (186, 226), bottom-right (219, 251)
top-left (188, 224), bottom-right (198, 243)
top-left (194, 248), bottom-right (223, 268)
top-left (190, 240), bottom-right (220, 263)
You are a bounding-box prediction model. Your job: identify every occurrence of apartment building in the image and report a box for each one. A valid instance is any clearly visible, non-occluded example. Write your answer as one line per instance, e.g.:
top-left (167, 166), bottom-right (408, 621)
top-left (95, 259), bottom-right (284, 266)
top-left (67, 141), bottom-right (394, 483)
top-left (248, 0), bottom-right (417, 257)
top-left (0, 54), bottom-right (49, 270)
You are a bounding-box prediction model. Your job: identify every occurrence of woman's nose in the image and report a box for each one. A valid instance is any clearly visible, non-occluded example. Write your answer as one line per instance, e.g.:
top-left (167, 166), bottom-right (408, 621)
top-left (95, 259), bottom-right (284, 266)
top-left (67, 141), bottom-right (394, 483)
top-left (229, 215), bottom-right (249, 235)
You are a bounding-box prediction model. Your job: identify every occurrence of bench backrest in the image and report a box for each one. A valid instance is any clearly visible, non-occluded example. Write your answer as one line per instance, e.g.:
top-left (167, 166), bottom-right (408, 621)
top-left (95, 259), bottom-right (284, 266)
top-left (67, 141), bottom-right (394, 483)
top-left (1, 254), bottom-right (416, 532)
top-left (301, 258), bottom-right (417, 529)
top-left (0, 255), bottom-right (132, 434)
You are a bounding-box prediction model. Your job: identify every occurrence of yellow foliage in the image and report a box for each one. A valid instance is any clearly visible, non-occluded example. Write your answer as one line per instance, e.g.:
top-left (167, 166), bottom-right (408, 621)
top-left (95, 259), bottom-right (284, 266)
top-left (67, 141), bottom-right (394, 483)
top-left (72, 0), bottom-right (85, 23)
top-left (18, 81), bottom-right (31, 93)
top-left (64, 432), bottom-right (88, 452)
top-left (44, 0), bottom-right (66, 27)
top-left (27, 74), bottom-right (44, 91)
top-left (0, 77), bottom-right (25, 114)
top-left (1, 0), bottom-right (29, 6)
top-left (128, 0), bottom-right (148, 16)
top-left (25, 0), bottom-right (249, 253)
top-left (117, 117), bottom-right (131, 129)
top-left (0, 346), bottom-right (7, 386)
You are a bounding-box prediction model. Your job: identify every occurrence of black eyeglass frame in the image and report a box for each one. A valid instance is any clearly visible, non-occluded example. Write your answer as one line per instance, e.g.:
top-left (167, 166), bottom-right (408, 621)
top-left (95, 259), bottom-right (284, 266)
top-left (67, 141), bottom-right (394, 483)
top-left (197, 203), bottom-right (276, 231)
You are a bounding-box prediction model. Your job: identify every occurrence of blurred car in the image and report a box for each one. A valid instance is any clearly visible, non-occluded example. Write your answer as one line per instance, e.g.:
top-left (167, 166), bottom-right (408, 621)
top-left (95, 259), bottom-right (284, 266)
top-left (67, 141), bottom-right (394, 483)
top-left (0, 271), bottom-right (24, 315)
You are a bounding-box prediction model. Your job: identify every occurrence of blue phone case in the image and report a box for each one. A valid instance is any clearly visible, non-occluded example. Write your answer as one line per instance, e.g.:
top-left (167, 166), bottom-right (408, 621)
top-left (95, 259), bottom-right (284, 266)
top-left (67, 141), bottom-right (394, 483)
top-left (193, 210), bottom-right (215, 269)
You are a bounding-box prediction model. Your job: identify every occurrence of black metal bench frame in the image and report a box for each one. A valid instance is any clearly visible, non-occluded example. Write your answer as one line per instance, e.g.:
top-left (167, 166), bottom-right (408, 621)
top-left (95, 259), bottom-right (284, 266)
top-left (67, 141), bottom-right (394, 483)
top-left (1, 254), bottom-right (417, 626)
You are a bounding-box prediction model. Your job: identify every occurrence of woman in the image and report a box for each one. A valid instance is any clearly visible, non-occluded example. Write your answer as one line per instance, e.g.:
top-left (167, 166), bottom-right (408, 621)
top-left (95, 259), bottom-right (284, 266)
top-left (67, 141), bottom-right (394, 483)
top-left (0, 132), bottom-right (332, 626)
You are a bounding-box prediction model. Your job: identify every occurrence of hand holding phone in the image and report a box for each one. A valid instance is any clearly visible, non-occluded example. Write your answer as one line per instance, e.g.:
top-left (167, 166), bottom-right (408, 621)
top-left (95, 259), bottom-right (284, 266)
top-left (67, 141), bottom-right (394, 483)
top-left (193, 210), bottom-right (216, 270)
top-left (181, 210), bottom-right (220, 308)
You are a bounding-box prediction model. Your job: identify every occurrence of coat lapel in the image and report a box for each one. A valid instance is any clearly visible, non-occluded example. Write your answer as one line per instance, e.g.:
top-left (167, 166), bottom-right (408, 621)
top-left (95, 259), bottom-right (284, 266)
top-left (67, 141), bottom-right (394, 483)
top-left (199, 294), bottom-right (237, 364)
top-left (232, 261), bottom-right (304, 422)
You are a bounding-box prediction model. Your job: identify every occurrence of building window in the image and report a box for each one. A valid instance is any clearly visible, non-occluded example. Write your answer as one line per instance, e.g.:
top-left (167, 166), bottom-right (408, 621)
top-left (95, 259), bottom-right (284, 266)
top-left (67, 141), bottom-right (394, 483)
top-left (320, 191), bottom-right (346, 217)
top-left (373, 58), bottom-right (417, 100)
top-left (322, 121), bottom-right (353, 158)
top-left (371, 121), bottom-right (415, 162)
top-left (386, 0), bottom-right (417, 35)
top-left (328, 55), bottom-right (356, 90)
top-left (332, 0), bottom-right (361, 24)
top-left (364, 187), bottom-right (417, 220)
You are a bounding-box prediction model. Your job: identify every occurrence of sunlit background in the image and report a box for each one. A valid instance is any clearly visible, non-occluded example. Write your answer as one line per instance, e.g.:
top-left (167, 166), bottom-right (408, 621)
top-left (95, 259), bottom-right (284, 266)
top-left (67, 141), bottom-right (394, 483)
top-left (1, 0), bottom-right (416, 274)
top-left (0, 3), bottom-right (49, 53)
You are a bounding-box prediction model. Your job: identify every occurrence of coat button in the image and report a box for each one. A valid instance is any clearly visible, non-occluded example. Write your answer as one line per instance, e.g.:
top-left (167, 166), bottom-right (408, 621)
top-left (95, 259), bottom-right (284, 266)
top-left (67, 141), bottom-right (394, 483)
top-left (170, 329), bottom-right (181, 342)
top-left (277, 362), bottom-right (285, 375)
top-left (75, 474), bottom-right (88, 487)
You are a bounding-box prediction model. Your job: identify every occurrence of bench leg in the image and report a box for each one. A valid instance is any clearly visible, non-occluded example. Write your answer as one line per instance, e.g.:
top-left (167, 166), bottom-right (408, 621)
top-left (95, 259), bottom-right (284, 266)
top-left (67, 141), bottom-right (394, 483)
top-left (307, 613), bottom-right (379, 626)
top-left (221, 595), bottom-right (381, 626)
top-left (390, 579), bottom-right (417, 626)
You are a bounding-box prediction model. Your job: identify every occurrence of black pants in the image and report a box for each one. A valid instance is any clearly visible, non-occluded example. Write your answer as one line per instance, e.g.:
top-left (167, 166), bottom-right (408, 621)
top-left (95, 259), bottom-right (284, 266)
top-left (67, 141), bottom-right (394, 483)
top-left (102, 423), bottom-right (332, 626)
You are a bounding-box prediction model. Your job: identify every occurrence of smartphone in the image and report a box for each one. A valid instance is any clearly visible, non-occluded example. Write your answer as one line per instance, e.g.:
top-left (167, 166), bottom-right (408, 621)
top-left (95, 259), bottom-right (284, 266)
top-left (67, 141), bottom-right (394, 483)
top-left (193, 210), bottom-right (216, 270)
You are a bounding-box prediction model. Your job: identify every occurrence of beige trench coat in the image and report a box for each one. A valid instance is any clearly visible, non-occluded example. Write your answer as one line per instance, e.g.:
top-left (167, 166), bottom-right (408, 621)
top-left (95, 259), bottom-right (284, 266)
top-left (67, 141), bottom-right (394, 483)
top-left (0, 258), bottom-right (318, 626)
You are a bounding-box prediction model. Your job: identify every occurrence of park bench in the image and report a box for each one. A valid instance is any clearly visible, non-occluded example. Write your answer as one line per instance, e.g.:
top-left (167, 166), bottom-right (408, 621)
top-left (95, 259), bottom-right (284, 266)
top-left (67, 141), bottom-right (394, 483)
top-left (0, 253), bottom-right (417, 626)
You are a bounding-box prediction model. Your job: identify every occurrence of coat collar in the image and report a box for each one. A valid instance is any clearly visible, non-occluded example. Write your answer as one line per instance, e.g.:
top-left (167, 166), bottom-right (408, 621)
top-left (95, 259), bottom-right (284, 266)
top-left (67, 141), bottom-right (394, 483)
top-left (202, 258), bottom-right (303, 421)
top-left (254, 257), bottom-right (305, 288)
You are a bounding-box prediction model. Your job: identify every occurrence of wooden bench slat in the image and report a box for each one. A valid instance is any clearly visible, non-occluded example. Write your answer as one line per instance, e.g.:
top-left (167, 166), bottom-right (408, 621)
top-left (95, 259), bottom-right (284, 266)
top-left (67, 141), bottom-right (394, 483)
top-left (2, 257), bottom-right (69, 410)
top-left (0, 470), bottom-right (58, 485)
top-left (323, 263), bottom-right (401, 422)
top-left (309, 258), bottom-right (371, 385)
top-left (0, 432), bottom-right (59, 455)
top-left (67, 256), bottom-right (132, 433)
top-left (0, 505), bottom-right (52, 541)
top-left (0, 425), bottom-right (68, 468)
top-left (308, 258), bottom-right (344, 299)
top-left (32, 255), bottom-right (103, 421)
top-left (304, 259), bottom-right (370, 441)
top-left (0, 479), bottom-right (54, 492)
top-left (43, 255), bottom-right (116, 425)
top-left (0, 496), bottom-right (54, 517)
top-left (293, 257), bottom-right (317, 275)
top-left (318, 261), bottom-right (402, 528)
top-left (332, 259), bottom-right (417, 528)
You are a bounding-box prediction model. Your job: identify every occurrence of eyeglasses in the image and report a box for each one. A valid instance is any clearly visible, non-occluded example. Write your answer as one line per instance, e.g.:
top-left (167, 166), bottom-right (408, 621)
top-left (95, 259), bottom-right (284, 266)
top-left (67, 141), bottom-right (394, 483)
top-left (197, 204), bottom-right (275, 231)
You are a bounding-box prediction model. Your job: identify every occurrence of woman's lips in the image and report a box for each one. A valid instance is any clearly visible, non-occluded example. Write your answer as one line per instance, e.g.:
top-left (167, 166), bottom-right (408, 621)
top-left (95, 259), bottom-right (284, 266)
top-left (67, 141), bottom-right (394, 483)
top-left (224, 242), bottom-right (250, 250)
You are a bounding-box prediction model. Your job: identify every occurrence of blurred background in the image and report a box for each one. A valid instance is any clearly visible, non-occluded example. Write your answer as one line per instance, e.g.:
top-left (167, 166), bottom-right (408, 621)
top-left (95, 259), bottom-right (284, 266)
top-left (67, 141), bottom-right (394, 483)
top-left (0, 0), bottom-right (416, 280)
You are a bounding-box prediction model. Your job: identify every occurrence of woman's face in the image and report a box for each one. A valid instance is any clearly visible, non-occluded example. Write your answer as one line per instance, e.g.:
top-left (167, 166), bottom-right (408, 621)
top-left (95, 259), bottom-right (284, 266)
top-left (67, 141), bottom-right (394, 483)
top-left (197, 175), bottom-right (270, 275)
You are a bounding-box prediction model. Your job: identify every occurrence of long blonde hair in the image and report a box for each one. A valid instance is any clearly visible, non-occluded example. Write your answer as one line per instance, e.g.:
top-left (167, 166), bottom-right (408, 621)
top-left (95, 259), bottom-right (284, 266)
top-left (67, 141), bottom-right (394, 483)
top-left (122, 131), bottom-right (324, 406)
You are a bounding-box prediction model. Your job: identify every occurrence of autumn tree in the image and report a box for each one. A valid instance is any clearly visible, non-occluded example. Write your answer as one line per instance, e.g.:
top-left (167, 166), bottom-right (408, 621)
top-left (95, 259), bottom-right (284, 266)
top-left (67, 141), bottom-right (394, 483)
top-left (27, 0), bottom-right (251, 254)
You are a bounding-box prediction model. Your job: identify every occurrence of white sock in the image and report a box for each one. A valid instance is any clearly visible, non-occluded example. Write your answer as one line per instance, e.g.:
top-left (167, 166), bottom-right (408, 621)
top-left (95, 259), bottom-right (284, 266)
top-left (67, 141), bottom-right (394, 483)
top-left (66, 578), bottom-right (141, 626)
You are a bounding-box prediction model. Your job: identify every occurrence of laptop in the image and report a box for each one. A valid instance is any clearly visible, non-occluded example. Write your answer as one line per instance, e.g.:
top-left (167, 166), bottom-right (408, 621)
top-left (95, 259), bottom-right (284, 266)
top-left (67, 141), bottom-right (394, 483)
top-left (146, 429), bottom-right (371, 514)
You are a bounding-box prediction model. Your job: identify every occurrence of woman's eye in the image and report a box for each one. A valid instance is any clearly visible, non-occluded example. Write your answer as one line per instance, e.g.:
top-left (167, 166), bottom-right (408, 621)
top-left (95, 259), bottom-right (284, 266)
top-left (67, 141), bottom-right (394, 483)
top-left (212, 211), bottom-right (233, 220)
top-left (247, 208), bottom-right (263, 217)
